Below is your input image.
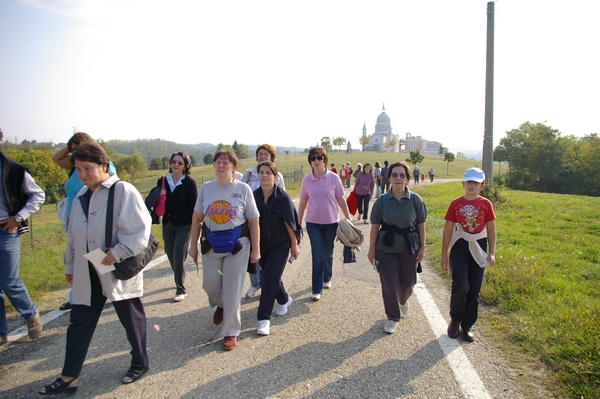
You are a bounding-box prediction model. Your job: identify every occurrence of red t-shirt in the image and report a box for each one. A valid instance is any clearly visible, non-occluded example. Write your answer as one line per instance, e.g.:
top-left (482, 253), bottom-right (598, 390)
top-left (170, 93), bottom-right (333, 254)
top-left (444, 195), bottom-right (496, 234)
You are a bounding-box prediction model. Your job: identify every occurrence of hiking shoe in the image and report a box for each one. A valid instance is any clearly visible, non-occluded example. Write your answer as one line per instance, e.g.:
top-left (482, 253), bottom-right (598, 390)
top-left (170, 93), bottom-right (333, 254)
top-left (257, 320), bottom-right (270, 335)
top-left (462, 328), bottom-right (475, 342)
top-left (173, 294), bottom-right (187, 302)
top-left (447, 319), bottom-right (460, 338)
top-left (384, 320), bottom-right (398, 334)
top-left (59, 302), bottom-right (71, 311)
top-left (311, 293), bottom-right (321, 301)
top-left (323, 281), bottom-right (332, 289)
top-left (27, 311), bottom-right (42, 340)
top-left (122, 365), bottom-right (148, 384)
top-left (275, 295), bottom-right (293, 316)
top-left (213, 307), bottom-right (224, 325)
top-left (246, 286), bottom-right (260, 298)
top-left (222, 336), bottom-right (236, 350)
top-left (400, 302), bottom-right (409, 317)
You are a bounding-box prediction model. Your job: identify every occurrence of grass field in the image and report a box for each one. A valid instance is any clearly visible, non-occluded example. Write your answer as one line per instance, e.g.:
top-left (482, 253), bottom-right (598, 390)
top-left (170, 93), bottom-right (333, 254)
top-left (13, 151), bottom-right (598, 397)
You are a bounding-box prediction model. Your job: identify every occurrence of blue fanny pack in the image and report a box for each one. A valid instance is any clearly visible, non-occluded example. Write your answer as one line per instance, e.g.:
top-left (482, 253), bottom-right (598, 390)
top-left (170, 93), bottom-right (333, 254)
top-left (205, 225), bottom-right (243, 253)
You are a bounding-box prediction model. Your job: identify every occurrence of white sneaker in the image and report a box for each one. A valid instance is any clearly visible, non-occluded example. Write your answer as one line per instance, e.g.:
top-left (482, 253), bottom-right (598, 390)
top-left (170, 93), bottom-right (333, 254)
top-left (275, 295), bottom-right (293, 316)
top-left (257, 320), bottom-right (270, 335)
top-left (173, 294), bottom-right (187, 302)
top-left (246, 286), bottom-right (260, 298)
top-left (323, 281), bottom-right (332, 289)
top-left (400, 302), bottom-right (410, 316)
top-left (384, 320), bottom-right (398, 334)
top-left (311, 293), bottom-right (321, 301)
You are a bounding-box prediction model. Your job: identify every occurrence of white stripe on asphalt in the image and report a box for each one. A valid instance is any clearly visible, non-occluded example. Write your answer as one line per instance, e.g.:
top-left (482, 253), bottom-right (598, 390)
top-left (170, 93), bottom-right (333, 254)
top-left (1, 254), bottom-right (168, 347)
top-left (415, 281), bottom-right (492, 399)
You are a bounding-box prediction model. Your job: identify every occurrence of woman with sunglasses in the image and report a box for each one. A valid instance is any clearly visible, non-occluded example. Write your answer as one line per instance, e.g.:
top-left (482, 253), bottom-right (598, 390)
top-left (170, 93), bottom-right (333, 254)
top-left (159, 152), bottom-right (198, 302)
top-left (367, 162), bottom-right (427, 334)
top-left (298, 147), bottom-right (352, 301)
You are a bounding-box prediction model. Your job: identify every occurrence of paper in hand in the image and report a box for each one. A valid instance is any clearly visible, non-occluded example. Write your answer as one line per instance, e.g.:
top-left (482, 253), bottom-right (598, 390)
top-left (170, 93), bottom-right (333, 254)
top-left (84, 248), bottom-right (115, 275)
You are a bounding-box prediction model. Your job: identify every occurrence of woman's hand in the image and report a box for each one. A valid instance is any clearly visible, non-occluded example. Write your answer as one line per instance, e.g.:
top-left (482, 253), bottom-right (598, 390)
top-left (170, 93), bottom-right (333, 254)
top-left (65, 274), bottom-right (73, 284)
top-left (290, 244), bottom-right (300, 260)
top-left (250, 248), bottom-right (261, 264)
top-left (102, 249), bottom-right (117, 266)
top-left (416, 247), bottom-right (425, 263)
top-left (189, 245), bottom-right (198, 264)
top-left (440, 254), bottom-right (449, 271)
top-left (367, 248), bottom-right (376, 265)
top-left (487, 254), bottom-right (496, 267)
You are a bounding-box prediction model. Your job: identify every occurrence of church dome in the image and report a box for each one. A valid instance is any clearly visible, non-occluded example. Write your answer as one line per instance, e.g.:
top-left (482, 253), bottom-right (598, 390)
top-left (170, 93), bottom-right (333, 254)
top-left (377, 111), bottom-right (390, 125)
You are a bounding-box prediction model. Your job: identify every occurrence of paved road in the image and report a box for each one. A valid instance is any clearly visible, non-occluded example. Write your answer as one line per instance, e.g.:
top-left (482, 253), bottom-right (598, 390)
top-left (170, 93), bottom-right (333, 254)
top-left (0, 181), bottom-right (553, 398)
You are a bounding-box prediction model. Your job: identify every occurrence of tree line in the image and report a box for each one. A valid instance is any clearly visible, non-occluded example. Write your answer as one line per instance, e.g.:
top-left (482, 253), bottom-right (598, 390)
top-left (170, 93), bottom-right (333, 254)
top-left (494, 122), bottom-right (600, 197)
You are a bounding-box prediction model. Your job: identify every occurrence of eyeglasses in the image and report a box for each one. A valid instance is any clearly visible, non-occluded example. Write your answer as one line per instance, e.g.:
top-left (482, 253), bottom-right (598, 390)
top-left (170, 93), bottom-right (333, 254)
top-left (391, 172), bottom-right (406, 179)
top-left (309, 155), bottom-right (324, 162)
top-left (171, 160), bottom-right (184, 166)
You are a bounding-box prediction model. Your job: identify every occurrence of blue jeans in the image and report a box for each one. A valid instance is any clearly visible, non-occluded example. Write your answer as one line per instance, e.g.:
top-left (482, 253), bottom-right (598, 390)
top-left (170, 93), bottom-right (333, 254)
top-left (306, 222), bottom-right (338, 295)
top-left (249, 266), bottom-right (261, 288)
top-left (0, 230), bottom-right (37, 337)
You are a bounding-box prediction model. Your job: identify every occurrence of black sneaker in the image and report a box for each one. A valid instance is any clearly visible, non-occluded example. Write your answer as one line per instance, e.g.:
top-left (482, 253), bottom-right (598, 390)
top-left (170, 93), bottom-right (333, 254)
top-left (59, 302), bottom-right (72, 311)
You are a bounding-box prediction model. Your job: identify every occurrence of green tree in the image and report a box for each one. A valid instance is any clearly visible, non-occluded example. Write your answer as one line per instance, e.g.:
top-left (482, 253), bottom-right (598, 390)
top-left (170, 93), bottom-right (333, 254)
top-left (438, 145), bottom-right (448, 155)
top-left (234, 142), bottom-right (249, 159)
top-left (203, 153), bottom-right (213, 164)
top-left (493, 145), bottom-right (508, 175)
top-left (115, 152), bottom-right (147, 184)
top-left (386, 138), bottom-right (399, 152)
top-left (443, 151), bottom-right (455, 175)
top-left (320, 136), bottom-right (332, 151)
top-left (149, 158), bottom-right (163, 170)
top-left (3, 147), bottom-right (68, 203)
top-left (405, 149), bottom-right (425, 166)
top-left (359, 135), bottom-right (370, 151)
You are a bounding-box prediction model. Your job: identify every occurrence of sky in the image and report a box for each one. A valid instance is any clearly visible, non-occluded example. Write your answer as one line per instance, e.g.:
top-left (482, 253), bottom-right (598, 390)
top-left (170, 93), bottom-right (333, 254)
top-left (1, 0), bottom-right (599, 155)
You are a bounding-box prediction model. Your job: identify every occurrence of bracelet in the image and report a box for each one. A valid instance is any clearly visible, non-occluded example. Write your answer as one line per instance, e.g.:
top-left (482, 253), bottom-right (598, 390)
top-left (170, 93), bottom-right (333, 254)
top-left (420, 244), bottom-right (427, 248)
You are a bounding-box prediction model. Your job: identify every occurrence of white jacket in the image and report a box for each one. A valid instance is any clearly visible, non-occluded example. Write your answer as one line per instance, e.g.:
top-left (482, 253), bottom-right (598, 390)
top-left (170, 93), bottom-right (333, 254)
top-left (65, 175), bottom-right (152, 305)
top-left (336, 218), bottom-right (364, 250)
top-left (449, 223), bottom-right (490, 268)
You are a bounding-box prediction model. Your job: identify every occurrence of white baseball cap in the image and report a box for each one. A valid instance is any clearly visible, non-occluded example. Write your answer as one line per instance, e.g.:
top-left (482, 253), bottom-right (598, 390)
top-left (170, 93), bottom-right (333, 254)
top-left (463, 168), bottom-right (485, 183)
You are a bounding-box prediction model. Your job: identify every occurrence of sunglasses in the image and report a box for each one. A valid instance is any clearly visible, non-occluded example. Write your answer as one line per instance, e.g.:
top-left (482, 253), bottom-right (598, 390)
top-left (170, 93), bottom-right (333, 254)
top-left (391, 172), bottom-right (406, 179)
top-left (309, 155), bottom-right (324, 162)
top-left (171, 160), bottom-right (184, 166)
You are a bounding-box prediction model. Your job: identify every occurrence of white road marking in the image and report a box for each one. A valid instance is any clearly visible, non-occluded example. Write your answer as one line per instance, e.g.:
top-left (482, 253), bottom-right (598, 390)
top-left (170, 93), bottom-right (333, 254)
top-left (415, 281), bottom-right (492, 399)
top-left (2, 254), bottom-right (168, 347)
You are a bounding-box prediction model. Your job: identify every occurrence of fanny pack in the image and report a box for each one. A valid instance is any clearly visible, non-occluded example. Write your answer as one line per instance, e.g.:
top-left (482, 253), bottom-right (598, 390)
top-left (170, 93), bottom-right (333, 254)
top-left (204, 224), bottom-right (243, 254)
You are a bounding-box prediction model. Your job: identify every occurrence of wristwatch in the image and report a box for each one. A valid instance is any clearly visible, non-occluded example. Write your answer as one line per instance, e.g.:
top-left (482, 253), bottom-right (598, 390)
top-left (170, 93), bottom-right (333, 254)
top-left (14, 214), bottom-right (23, 223)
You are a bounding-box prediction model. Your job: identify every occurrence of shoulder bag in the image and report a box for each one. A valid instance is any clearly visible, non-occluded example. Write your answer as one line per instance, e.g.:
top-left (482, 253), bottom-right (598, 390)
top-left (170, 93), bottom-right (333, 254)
top-left (106, 182), bottom-right (159, 280)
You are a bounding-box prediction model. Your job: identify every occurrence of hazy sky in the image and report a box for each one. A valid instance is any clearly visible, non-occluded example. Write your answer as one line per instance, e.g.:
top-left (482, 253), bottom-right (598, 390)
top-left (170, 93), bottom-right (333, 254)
top-left (1, 0), bottom-right (598, 154)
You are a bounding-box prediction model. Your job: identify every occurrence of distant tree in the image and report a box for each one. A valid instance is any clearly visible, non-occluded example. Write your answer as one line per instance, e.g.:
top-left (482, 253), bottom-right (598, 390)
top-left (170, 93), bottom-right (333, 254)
top-left (234, 142), bottom-right (249, 159)
top-left (493, 145), bottom-right (508, 175)
top-left (443, 151), bottom-right (455, 175)
top-left (332, 137), bottom-right (346, 152)
top-left (359, 135), bottom-right (370, 151)
top-left (189, 155), bottom-right (196, 166)
top-left (115, 152), bottom-right (147, 184)
top-left (285, 150), bottom-right (289, 157)
top-left (161, 157), bottom-right (171, 169)
top-left (3, 147), bottom-right (67, 203)
top-left (386, 138), bottom-right (398, 152)
top-left (320, 136), bottom-right (332, 151)
top-left (217, 143), bottom-right (233, 152)
top-left (438, 145), bottom-right (448, 155)
top-left (149, 158), bottom-right (163, 170)
top-left (405, 149), bottom-right (425, 165)
top-left (203, 153), bottom-right (213, 164)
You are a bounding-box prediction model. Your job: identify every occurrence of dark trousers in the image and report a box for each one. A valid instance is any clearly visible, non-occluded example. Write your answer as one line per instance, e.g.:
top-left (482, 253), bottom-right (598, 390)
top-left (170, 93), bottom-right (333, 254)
top-left (449, 238), bottom-right (487, 330)
top-left (163, 222), bottom-right (191, 295)
top-left (257, 243), bottom-right (290, 320)
top-left (376, 250), bottom-right (417, 321)
top-left (356, 193), bottom-right (372, 220)
top-left (62, 265), bottom-right (148, 378)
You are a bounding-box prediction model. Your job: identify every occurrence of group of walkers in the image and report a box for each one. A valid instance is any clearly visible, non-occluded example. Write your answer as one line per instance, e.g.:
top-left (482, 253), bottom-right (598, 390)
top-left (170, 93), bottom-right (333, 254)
top-left (0, 133), bottom-right (496, 395)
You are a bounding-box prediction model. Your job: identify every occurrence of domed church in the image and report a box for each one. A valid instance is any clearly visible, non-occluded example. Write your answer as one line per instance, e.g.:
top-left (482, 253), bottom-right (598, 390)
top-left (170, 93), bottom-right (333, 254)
top-left (362, 104), bottom-right (400, 152)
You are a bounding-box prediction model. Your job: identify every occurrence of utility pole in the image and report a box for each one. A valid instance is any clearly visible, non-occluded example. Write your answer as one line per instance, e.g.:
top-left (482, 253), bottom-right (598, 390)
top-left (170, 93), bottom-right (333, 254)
top-left (482, 1), bottom-right (495, 187)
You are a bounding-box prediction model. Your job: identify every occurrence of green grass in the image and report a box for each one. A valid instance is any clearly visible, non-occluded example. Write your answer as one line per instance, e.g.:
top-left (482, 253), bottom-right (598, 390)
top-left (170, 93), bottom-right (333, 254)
top-left (414, 182), bottom-right (600, 398)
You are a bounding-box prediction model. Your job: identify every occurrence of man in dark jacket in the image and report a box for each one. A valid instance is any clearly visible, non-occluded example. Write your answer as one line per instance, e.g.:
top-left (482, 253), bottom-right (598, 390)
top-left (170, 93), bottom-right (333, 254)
top-left (0, 129), bottom-right (46, 345)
